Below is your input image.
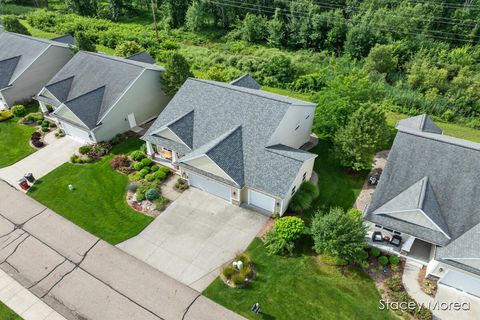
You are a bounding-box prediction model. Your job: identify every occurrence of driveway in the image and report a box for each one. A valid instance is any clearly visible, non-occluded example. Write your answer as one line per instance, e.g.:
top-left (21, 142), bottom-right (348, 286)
top-left (0, 180), bottom-right (244, 320)
top-left (117, 188), bottom-right (268, 291)
top-left (0, 134), bottom-right (81, 189)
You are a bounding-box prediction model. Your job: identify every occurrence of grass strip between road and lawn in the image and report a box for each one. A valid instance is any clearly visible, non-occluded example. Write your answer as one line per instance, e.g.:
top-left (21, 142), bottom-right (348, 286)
top-left (28, 137), bottom-right (153, 245)
top-left (0, 301), bottom-right (22, 320)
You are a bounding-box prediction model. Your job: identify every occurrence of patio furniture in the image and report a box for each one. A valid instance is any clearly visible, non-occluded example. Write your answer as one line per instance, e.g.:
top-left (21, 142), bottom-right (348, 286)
top-left (390, 235), bottom-right (402, 247)
top-left (372, 231), bottom-right (383, 242)
top-left (383, 235), bottom-right (391, 242)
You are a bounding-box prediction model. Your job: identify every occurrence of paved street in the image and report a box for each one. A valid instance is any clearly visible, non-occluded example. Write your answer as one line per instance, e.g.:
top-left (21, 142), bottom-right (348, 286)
top-left (0, 134), bottom-right (81, 190)
top-left (118, 188), bottom-right (268, 291)
top-left (0, 180), bottom-right (244, 320)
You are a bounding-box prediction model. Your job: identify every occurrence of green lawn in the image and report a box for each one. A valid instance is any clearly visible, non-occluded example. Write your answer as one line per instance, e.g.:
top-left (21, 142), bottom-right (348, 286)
top-left (28, 138), bottom-right (153, 244)
top-left (204, 239), bottom-right (393, 320)
top-left (0, 302), bottom-right (22, 320)
top-left (0, 118), bottom-right (36, 168)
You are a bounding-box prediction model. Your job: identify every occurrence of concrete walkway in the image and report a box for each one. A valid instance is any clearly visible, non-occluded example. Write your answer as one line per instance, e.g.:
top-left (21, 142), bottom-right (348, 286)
top-left (0, 134), bottom-right (82, 190)
top-left (0, 269), bottom-right (65, 320)
top-left (0, 180), bottom-right (245, 320)
top-left (403, 262), bottom-right (480, 319)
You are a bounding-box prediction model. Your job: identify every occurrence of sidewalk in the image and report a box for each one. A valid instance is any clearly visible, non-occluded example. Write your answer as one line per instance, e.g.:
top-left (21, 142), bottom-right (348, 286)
top-left (0, 269), bottom-right (65, 320)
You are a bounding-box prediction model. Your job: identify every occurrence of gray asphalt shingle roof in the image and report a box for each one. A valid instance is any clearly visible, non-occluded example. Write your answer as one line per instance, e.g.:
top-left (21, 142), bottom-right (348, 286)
top-left (230, 74), bottom-right (261, 90)
top-left (51, 34), bottom-right (75, 46)
top-left (0, 32), bottom-right (69, 89)
top-left (127, 51), bottom-right (156, 64)
top-left (144, 78), bottom-right (316, 198)
top-left (397, 114), bottom-right (443, 134)
top-left (44, 51), bottom-right (164, 129)
top-left (364, 115), bottom-right (480, 274)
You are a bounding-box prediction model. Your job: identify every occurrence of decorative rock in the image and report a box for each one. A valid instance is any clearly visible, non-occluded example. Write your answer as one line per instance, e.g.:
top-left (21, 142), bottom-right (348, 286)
top-left (68, 184), bottom-right (75, 191)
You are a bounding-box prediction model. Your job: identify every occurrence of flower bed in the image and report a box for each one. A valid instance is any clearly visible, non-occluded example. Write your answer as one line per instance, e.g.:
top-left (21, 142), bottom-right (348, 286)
top-left (221, 254), bottom-right (256, 288)
top-left (70, 142), bottom-right (113, 164)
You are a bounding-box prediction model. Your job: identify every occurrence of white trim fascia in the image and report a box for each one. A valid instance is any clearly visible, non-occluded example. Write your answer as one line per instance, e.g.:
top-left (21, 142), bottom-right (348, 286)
top-left (97, 69), bottom-right (146, 123)
top-left (443, 257), bottom-right (480, 261)
top-left (39, 87), bottom-right (62, 105)
top-left (189, 154), bottom-right (236, 184)
top-left (53, 103), bottom-right (89, 128)
top-left (9, 45), bottom-right (51, 85)
top-left (245, 185), bottom-right (280, 202)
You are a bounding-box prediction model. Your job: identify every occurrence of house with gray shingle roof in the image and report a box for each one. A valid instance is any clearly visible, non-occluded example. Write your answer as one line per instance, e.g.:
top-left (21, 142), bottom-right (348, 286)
top-left (35, 51), bottom-right (170, 143)
top-left (363, 115), bottom-right (480, 298)
top-left (0, 32), bottom-right (74, 109)
top-left (142, 76), bottom-right (317, 215)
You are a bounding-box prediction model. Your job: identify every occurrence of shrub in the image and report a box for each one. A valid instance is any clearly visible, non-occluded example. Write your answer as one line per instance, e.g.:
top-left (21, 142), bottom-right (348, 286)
top-left (359, 250), bottom-right (369, 261)
top-left (131, 150), bottom-right (146, 161)
top-left (385, 275), bottom-right (403, 292)
top-left (370, 247), bottom-right (381, 257)
top-left (128, 172), bottom-right (142, 181)
top-left (79, 145), bottom-right (92, 155)
top-left (288, 181), bottom-right (319, 212)
top-left (136, 191), bottom-right (146, 202)
top-left (274, 216), bottom-right (305, 242)
top-left (0, 110), bottom-right (13, 122)
top-left (131, 162), bottom-right (145, 170)
top-left (378, 256), bottom-right (389, 266)
top-left (264, 230), bottom-right (294, 255)
top-left (389, 255), bottom-right (400, 266)
top-left (111, 155), bottom-right (131, 170)
top-left (125, 182), bottom-right (137, 193)
top-left (223, 266), bottom-right (235, 279)
top-left (231, 273), bottom-right (245, 286)
top-left (151, 165), bottom-right (159, 172)
top-left (11, 105), bottom-right (26, 117)
top-left (145, 173), bottom-right (155, 182)
top-left (145, 188), bottom-right (160, 201)
top-left (154, 196), bottom-right (169, 211)
top-left (32, 139), bottom-right (44, 148)
top-left (111, 134), bottom-right (123, 145)
top-left (141, 158), bottom-right (152, 166)
top-left (153, 169), bottom-right (168, 182)
top-left (70, 154), bottom-right (80, 163)
top-left (175, 178), bottom-right (189, 191)
top-left (139, 168), bottom-right (149, 178)
top-left (41, 120), bottom-right (49, 128)
top-left (41, 127), bottom-right (49, 132)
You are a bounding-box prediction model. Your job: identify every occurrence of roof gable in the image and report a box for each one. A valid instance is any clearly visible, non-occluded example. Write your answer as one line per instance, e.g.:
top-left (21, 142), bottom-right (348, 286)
top-left (45, 76), bottom-right (74, 103)
top-left (230, 74), bottom-right (261, 90)
top-left (64, 86), bottom-right (105, 129)
top-left (127, 51), bottom-right (156, 64)
top-left (397, 114), bottom-right (443, 134)
top-left (168, 111), bottom-right (194, 148)
top-left (51, 34), bottom-right (75, 46)
top-left (0, 56), bottom-right (20, 89)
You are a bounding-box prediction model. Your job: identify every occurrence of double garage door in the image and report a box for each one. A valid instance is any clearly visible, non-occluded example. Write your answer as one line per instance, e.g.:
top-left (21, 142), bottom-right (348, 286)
top-left (61, 122), bottom-right (92, 143)
top-left (189, 173), bottom-right (231, 201)
top-left (439, 270), bottom-right (480, 298)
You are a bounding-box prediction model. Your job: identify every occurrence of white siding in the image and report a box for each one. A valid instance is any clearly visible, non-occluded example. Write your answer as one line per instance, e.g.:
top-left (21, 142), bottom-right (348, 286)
top-left (93, 69), bottom-right (170, 142)
top-left (2, 46), bottom-right (73, 107)
top-left (280, 157), bottom-right (315, 215)
top-left (267, 105), bottom-right (315, 148)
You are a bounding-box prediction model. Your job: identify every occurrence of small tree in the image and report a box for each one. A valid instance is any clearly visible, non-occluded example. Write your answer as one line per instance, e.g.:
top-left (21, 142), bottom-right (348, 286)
top-left (364, 44), bottom-right (398, 77)
top-left (75, 31), bottom-right (96, 52)
top-left (267, 9), bottom-right (285, 47)
top-left (115, 41), bottom-right (143, 57)
top-left (11, 105), bottom-right (27, 118)
top-left (185, 0), bottom-right (208, 32)
top-left (162, 53), bottom-right (193, 96)
top-left (333, 104), bottom-right (388, 171)
top-left (265, 216), bottom-right (305, 255)
top-left (2, 15), bottom-right (31, 35)
top-left (311, 207), bottom-right (367, 263)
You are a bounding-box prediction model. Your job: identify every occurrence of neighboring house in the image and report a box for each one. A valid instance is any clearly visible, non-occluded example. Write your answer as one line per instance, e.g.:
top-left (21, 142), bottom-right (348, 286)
top-left (0, 32), bottom-right (74, 109)
top-left (142, 75), bottom-right (317, 215)
top-left (35, 51), bottom-right (170, 143)
top-left (363, 114), bottom-right (480, 298)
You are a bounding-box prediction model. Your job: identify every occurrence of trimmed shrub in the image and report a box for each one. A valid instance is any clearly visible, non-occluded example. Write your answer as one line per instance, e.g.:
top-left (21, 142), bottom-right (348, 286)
top-left (145, 173), bottom-right (155, 182)
top-left (128, 172), bottom-right (142, 181)
top-left (141, 158), bottom-right (152, 166)
top-left (111, 155), bottom-right (131, 170)
top-left (131, 150), bottom-right (146, 161)
top-left (370, 247), bottom-right (381, 257)
top-left (136, 192), bottom-right (146, 202)
top-left (274, 216), bottom-right (305, 242)
top-left (145, 188), bottom-right (160, 201)
top-left (41, 120), bottom-right (49, 128)
top-left (389, 255), bottom-right (400, 266)
top-left (151, 165), bottom-right (159, 172)
top-left (41, 126), bottom-right (50, 132)
top-left (359, 250), bottom-right (369, 261)
top-left (175, 178), bottom-right (189, 191)
top-left (0, 110), bottom-right (13, 122)
top-left (131, 162), bottom-right (145, 170)
top-left (223, 266), bottom-right (235, 279)
top-left (232, 273), bottom-right (245, 286)
top-left (79, 145), bottom-right (92, 155)
top-left (154, 196), bottom-right (169, 211)
top-left (11, 105), bottom-right (26, 117)
top-left (139, 168), bottom-right (149, 178)
top-left (153, 170), bottom-right (168, 182)
top-left (378, 256), bottom-right (389, 266)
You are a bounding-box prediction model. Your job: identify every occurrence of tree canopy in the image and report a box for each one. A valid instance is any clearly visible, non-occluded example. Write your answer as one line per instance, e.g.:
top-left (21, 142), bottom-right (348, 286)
top-left (162, 53), bottom-right (193, 96)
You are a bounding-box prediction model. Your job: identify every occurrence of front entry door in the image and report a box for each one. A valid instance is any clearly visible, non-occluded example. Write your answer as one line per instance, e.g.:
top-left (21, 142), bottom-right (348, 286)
top-left (127, 113), bottom-right (137, 128)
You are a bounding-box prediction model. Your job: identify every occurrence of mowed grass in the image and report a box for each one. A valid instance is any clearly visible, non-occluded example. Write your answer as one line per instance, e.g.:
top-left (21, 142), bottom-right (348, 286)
top-left (0, 118), bottom-right (36, 168)
top-left (204, 239), bottom-right (393, 320)
top-left (0, 302), bottom-right (22, 320)
top-left (28, 138), bottom-right (153, 244)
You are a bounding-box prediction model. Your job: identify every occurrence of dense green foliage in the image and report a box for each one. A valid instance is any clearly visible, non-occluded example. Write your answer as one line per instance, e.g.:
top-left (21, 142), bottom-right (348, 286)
top-left (288, 181), bottom-right (320, 212)
top-left (114, 40), bottom-right (143, 57)
top-left (264, 216), bottom-right (305, 255)
top-left (75, 30), bottom-right (96, 52)
top-left (162, 52), bottom-right (193, 95)
top-left (1, 14), bottom-right (30, 34)
top-left (311, 207), bottom-right (367, 263)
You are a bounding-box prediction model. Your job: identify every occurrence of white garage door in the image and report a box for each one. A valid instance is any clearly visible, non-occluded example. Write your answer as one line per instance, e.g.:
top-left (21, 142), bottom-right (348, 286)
top-left (248, 189), bottom-right (276, 213)
top-left (61, 122), bottom-right (92, 143)
top-left (439, 270), bottom-right (480, 298)
top-left (189, 173), bottom-right (231, 201)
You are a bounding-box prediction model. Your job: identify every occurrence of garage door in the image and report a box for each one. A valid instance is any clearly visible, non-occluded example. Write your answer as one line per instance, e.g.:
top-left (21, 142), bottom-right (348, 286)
top-left (248, 189), bottom-right (275, 213)
top-left (61, 122), bottom-right (92, 143)
top-left (189, 173), bottom-right (231, 201)
top-left (439, 270), bottom-right (480, 298)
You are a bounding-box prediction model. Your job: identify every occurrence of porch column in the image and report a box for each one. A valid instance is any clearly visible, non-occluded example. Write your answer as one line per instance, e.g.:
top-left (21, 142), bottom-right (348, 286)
top-left (146, 141), bottom-right (154, 156)
top-left (39, 101), bottom-right (49, 114)
top-left (172, 151), bottom-right (178, 163)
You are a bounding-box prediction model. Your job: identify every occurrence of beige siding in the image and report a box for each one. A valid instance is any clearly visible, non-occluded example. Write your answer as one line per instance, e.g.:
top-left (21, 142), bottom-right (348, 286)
top-left (156, 128), bottom-right (184, 144)
top-left (2, 46), bottom-right (73, 107)
top-left (267, 105), bottom-right (315, 148)
top-left (183, 156), bottom-right (233, 181)
top-left (93, 69), bottom-right (170, 142)
top-left (55, 106), bottom-right (87, 127)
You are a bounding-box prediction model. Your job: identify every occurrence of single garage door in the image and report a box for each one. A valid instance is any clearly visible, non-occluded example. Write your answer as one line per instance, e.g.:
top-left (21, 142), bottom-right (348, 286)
top-left (61, 122), bottom-right (92, 143)
top-left (248, 189), bottom-right (275, 213)
top-left (439, 270), bottom-right (480, 298)
top-left (189, 173), bottom-right (231, 201)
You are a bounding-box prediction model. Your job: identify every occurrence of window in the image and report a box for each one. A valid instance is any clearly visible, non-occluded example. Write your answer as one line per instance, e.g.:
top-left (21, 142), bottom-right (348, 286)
top-left (302, 172), bottom-right (307, 182)
top-left (291, 186), bottom-right (296, 195)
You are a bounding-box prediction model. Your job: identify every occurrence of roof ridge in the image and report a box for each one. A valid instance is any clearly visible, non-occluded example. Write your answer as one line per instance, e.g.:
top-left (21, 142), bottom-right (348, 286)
top-left (82, 51), bottom-right (162, 70)
top-left (3, 31), bottom-right (64, 47)
top-left (417, 176), bottom-right (428, 209)
top-left (265, 144), bottom-right (312, 163)
top-left (399, 129), bottom-right (480, 152)
top-left (190, 78), bottom-right (311, 105)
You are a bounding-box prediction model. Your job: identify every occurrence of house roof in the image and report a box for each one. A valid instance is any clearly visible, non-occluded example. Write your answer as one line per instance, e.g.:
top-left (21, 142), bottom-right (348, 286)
top-left (230, 74), bottom-right (261, 90)
top-left (42, 51), bottom-right (164, 129)
top-left (51, 34), bottom-right (75, 46)
top-left (127, 51), bottom-right (156, 64)
top-left (0, 32), bottom-right (70, 90)
top-left (143, 78), bottom-right (317, 198)
top-left (397, 114), bottom-right (443, 134)
top-left (364, 115), bottom-right (480, 273)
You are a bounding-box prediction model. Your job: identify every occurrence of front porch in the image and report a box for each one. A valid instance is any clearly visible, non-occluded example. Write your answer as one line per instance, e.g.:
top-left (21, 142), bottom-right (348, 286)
top-left (146, 141), bottom-right (179, 171)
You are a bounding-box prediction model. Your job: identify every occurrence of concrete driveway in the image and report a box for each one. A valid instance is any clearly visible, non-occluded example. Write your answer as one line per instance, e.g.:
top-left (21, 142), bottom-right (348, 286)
top-left (0, 180), bottom-right (244, 320)
top-left (0, 134), bottom-right (81, 189)
top-left (117, 188), bottom-right (268, 291)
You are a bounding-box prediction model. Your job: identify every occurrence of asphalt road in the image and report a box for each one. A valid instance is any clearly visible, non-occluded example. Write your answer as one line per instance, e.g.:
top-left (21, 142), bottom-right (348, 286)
top-left (0, 180), bottom-right (244, 320)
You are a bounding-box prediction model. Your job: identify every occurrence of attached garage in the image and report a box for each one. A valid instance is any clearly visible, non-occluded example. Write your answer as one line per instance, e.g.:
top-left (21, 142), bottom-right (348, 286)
top-left (248, 189), bottom-right (276, 213)
top-left (60, 122), bottom-right (92, 143)
top-left (439, 270), bottom-right (480, 298)
top-left (188, 173), bottom-right (231, 202)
